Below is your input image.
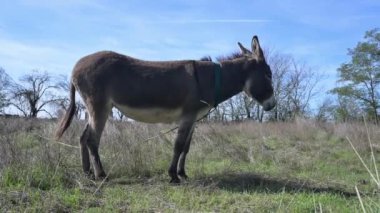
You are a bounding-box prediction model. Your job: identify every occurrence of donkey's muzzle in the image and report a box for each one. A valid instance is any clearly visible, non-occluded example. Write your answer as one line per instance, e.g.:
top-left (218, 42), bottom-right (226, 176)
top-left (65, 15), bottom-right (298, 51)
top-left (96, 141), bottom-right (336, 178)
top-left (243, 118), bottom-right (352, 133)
top-left (262, 95), bottom-right (276, 111)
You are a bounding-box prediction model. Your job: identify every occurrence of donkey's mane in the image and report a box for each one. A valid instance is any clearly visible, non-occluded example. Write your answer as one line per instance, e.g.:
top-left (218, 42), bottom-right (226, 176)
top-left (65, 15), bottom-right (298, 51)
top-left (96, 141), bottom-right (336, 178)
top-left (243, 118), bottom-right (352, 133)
top-left (200, 56), bottom-right (212, 61)
top-left (199, 51), bottom-right (244, 62)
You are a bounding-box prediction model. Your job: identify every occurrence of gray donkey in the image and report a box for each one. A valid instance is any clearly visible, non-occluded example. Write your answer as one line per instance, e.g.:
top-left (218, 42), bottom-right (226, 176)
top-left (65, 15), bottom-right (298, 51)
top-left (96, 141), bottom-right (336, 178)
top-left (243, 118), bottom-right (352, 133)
top-left (56, 35), bottom-right (276, 183)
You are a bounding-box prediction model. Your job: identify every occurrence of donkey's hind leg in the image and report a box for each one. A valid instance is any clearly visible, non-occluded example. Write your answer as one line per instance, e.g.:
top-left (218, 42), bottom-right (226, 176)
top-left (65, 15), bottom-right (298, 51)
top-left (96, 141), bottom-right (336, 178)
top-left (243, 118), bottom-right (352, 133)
top-left (85, 101), bottom-right (112, 179)
top-left (80, 124), bottom-right (92, 177)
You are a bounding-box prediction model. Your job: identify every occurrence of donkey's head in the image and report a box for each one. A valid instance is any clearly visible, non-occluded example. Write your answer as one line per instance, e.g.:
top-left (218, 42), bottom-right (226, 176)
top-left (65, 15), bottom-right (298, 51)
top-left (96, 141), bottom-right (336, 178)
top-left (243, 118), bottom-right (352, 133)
top-left (238, 36), bottom-right (276, 111)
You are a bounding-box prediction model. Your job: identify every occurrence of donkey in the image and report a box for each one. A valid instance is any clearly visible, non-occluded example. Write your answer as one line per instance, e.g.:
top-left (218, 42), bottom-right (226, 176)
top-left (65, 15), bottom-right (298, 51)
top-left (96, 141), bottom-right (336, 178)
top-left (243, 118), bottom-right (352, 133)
top-left (56, 35), bottom-right (276, 183)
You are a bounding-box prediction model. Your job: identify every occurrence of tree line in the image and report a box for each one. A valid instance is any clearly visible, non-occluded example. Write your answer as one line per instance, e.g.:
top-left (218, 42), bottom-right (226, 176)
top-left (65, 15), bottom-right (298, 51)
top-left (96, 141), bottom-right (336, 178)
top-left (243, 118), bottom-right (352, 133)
top-left (0, 28), bottom-right (379, 124)
top-left (0, 69), bottom-right (86, 119)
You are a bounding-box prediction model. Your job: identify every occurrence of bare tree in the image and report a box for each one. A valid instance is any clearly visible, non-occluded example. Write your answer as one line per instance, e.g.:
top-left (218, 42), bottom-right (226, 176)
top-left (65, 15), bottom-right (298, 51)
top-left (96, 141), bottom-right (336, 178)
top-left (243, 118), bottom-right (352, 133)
top-left (265, 53), bottom-right (320, 121)
top-left (266, 52), bottom-right (292, 121)
top-left (285, 59), bottom-right (319, 119)
top-left (315, 97), bottom-right (337, 122)
top-left (9, 70), bottom-right (62, 118)
top-left (112, 108), bottom-right (125, 121)
top-left (207, 104), bottom-right (227, 122)
top-left (242, 94), bottom-right (254, 119)
top-left (0, 68), bottom-right (12, 113)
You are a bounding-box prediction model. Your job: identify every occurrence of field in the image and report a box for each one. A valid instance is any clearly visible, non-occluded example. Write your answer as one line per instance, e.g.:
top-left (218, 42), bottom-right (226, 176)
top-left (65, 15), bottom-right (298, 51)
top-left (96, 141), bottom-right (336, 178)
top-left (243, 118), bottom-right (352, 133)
top-left (0, 117), bottom-right (379, 212)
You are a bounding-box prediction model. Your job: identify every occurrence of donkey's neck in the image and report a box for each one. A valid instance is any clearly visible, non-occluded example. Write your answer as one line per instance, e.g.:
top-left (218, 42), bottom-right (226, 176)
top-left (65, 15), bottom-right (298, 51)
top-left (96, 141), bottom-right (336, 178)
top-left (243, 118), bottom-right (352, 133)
top-left (216, 59), bottom-right (247, 105)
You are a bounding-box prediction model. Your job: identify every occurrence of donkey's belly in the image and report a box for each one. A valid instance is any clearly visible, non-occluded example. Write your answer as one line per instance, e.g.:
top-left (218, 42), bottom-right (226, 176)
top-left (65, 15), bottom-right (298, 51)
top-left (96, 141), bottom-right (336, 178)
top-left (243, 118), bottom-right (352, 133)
top-left (114, 104), bottom-right (182, 123)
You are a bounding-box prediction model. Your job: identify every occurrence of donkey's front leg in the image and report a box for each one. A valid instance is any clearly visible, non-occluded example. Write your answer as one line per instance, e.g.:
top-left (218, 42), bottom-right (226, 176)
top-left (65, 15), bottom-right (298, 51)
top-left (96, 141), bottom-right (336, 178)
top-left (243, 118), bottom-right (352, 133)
top-left (168, 115), bottom-right (195, 183)
top-left (177, 125), bottom-right (194, 180)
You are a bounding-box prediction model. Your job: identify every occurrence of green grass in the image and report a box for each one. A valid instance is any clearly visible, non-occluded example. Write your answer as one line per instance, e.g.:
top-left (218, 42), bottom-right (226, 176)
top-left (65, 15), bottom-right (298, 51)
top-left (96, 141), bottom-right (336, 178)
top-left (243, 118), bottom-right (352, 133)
top-left (0, 118), bottom-right (379, 212)
top-left (1, 179), bottom-right (376, 212)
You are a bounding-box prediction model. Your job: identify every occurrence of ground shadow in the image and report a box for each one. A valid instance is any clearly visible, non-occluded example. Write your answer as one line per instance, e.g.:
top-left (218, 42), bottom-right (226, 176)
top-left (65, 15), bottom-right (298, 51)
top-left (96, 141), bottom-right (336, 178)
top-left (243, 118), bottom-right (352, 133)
top-left (196, 172), bottom-right (357, 197)
top-left (105, 171), bottom-right (358, 197)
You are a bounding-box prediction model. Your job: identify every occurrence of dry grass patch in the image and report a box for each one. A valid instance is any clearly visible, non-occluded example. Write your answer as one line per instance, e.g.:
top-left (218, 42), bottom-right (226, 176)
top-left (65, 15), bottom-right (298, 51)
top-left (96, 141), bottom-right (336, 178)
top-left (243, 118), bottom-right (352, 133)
top-left (0, 117), bottom-right (379, 211)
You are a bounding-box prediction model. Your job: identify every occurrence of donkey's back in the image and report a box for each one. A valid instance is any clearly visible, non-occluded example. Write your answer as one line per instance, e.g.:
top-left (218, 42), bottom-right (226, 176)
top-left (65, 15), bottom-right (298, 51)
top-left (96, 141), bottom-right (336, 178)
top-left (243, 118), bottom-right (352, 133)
top-left (71, 51), bottom-right (205, 123)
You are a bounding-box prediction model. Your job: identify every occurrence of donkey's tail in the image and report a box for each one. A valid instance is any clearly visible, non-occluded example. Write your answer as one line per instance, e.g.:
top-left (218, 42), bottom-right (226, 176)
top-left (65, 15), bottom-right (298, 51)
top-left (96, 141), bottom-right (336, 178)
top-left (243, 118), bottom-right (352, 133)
top-left (55, 83), bottom-right (77, 139)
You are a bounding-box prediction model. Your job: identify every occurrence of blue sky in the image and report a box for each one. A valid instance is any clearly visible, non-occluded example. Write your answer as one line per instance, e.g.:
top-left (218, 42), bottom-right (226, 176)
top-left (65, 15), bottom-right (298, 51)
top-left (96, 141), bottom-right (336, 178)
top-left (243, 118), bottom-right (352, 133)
top-left (0, 0), bottom-right (379, 94)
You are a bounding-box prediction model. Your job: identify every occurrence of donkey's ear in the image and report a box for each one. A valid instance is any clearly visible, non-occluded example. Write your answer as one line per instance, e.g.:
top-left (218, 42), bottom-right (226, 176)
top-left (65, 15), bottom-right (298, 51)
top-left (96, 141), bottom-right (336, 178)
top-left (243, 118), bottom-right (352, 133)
top-left (251, 35), bottom-right (264, 61)
top-left (238, 42), bottom-right (252, 55)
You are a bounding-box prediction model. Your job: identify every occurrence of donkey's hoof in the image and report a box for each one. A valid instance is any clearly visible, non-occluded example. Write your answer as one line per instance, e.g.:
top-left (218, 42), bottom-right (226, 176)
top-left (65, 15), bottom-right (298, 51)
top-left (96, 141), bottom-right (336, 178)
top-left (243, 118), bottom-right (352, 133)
top-left (95, 172), bottom-right (108, 181)
top-left (84, 170), bottom-right (95, 180)
top-left (178, 172), bottom-right (188, 180)
top-left (169, 177), bottom-right (181, 184)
